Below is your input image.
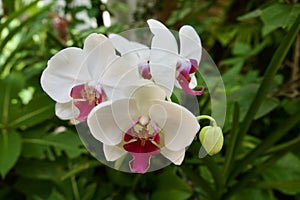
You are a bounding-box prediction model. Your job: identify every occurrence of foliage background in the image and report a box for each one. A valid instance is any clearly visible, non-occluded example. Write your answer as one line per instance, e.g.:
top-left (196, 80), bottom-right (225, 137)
top-left (0, 0), bottom-right (300, 199)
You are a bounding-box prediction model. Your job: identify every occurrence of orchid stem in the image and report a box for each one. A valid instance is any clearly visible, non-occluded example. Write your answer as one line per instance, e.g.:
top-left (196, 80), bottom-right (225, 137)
top-left (197, 115), bottom-right (217, 127)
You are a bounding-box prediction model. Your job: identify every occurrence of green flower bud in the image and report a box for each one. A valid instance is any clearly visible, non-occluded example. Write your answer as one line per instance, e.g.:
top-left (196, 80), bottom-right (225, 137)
top-left (199, 126), bottom-right (224, 156)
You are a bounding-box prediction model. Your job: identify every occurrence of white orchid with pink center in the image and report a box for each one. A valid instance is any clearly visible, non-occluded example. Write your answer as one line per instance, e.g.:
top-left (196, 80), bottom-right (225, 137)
top-left (87, 82), bottom-right (200, 173)
top-left (109, 19), bottom-right (204, 97)
top-left (40, 19), bottom-right (224, 174)
top-left (41, 33), bottom-right (139, 122)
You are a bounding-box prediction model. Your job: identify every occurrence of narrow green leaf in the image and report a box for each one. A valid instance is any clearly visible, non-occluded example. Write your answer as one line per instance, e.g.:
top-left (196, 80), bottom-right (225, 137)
top-left (232, 13), bottom-right (300, 179)
top-left (9, 94), bottom-right (55, 128)
top-left (0, 0), bottom-right (38, 34)
top-left (0, 3), bottom-right (52, 57)
top-left (0, 73), bottom-right (25, 128)
top-left (237, 9), bottom-right (262, 21)
top-left (230, 108), bottom-right (300, 182)
top-left (223, 102), bottom-right (240, 184)
top-left (22, 131), bottom-right (86, 160)
top-left (0, 131), bottom-right (22, 178)
top-left (254, 97), bottom-right (279, 119)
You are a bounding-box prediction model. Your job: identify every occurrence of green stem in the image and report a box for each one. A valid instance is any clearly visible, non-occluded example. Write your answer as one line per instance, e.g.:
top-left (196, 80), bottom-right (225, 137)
top-left (223, 102), bottom-right (240, 184)
top-left (197, 115), bottom-right (217, 126)
top-left (229, 14), bottom-right (300, 181)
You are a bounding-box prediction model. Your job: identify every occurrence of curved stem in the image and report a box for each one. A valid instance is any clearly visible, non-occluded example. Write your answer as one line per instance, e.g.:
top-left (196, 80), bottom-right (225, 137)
top-left (197, 115), bottom-right (217, 127)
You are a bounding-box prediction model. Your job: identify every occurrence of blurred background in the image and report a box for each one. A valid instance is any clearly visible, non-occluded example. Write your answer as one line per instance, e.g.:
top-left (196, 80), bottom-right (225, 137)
top-left (0, 0), bottom-right (300, 199)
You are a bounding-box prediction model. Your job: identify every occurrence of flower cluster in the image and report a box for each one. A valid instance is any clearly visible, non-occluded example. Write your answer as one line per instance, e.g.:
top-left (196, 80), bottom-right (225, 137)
top-left (41, 19), bottom-right (217, 173)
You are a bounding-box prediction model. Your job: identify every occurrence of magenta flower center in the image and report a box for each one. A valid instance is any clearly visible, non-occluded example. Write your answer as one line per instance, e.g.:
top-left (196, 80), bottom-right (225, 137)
top-left (138, 61), bottom-right (152, 79)
top-left (176, 59), bottom-right (204, 96)
top-left (123, 117), bottom-right (160, 173)
top-left (70, 83), bottom-right (103, 121)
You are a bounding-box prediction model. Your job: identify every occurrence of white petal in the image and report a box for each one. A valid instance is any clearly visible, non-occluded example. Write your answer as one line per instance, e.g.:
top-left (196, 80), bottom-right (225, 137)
top-left (179, 25), bottom-right (202, 63)
top-left (130, 41), bottom-right (150, 60)
top-left (83, 33), bottom-right (117, 79)
top-left (150, 55), bottom-right (177, 97)
top-left (109, 34), bottom-right (150, 68)
top-left (149, 100), bottom-right (200, 151)
top-left (161, 147), bottom-right (186, 165)
top-left (87, 99), bottom-right (139, 146)
top-left (147, 19), bottom-right (178, 54)
top-left (55, 102), bottom-right (79, 120)
top-left (130, 84), bottom-right (166, 116)
top-left (147, 20), bottom-right (179, 96)
top-left (41, 48), bottom-right (89, 103)
top-left (101, 57), bottom-right (141, 100)
top-left (103, 144), bottom-right (127, 161)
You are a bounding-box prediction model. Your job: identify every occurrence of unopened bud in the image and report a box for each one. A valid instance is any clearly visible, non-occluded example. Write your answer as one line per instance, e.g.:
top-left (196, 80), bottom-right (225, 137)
top-left (199, 126), bottom-right (223, 156)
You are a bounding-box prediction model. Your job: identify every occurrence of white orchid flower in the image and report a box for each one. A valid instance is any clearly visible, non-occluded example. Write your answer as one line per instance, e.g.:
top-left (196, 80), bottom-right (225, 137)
top-left (109, 30), bottom-right (179, 97)
top-left (87, 82), bottom-right (200, 173)
top-left (41, 33), bottom-right (139, 122)
top-left (109, 19), bottom-right (204, 97)
top-left (147, 19), bottom-right (204, 96)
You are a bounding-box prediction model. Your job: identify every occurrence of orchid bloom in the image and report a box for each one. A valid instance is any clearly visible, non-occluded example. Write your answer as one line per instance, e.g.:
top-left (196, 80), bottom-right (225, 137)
top-left (147, 19), bottom-right (204, 96)
top-left (109, 32), bottom-right (179, 97)
top-left (87, 82), bottom-right (200, 173)
top-left (41, 33), bottom-right (139, 122)
top-left (109, 19), bottom-right (204, 97)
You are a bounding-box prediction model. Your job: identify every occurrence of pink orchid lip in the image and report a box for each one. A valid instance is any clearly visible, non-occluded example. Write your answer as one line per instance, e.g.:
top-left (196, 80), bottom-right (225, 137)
top-left (70, 83), bottom-right (103, 121)
top-left (123, 119), bottom-right (161, 173)
top-left (176, 59), bottom-right (205, 96)
top-left (177, 73), bottom-right (205, 96)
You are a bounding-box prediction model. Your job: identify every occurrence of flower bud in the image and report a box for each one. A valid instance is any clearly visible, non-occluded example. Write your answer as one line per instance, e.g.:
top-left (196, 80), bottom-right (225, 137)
top-left (199, 126), bottom-right (223, 156)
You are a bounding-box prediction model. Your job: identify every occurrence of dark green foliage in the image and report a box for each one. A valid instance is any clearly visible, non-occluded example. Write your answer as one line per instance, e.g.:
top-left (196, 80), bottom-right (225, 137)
top-left (0, 0), bottom-right (300, 199)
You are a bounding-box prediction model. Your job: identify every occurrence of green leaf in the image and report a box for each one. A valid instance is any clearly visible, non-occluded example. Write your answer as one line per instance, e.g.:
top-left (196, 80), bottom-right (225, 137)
top-left (255, 97), bottom-right (279, 119)
top-left (231, 14), bottom-right (300, 180)
top-left (0, 131), bottom-right (22, 178)
top-left (230, 188), bottom-right (275, 200)
top-left (47, 189), bottom-right (66, 200)
top-left (261, 153), bottom-right (300, 195)
top-left (232, 42), bottom-right (252, 56)
top-left (9, 93), bottom-right (55, 129)
top-left (260, 3), bottom-right (300, 35)
top-left (0, 0), bottom-right (38, 34)
top-left (106, 168), bottom-right (133, 187)
top-left (151, 190), bottom-right (191, 200)
top-left (0, 2), bottom-right (52, 56)
top-left (14, 178), bottom-right (53, 200)
top-left (81, 183), bottom-right (97, 200)
top-left (15, 159), bottom-right (67, 180)
top-left (237, 9), bottom-right (262, 21)
top-left (282, 97), bottom-right (300, 115)
top-left (0, 73), bottom-right (25, 128)
top-left (151, 170), bottom-right (192, 200)
top-left (22, 131), bottom-right (86, 160)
